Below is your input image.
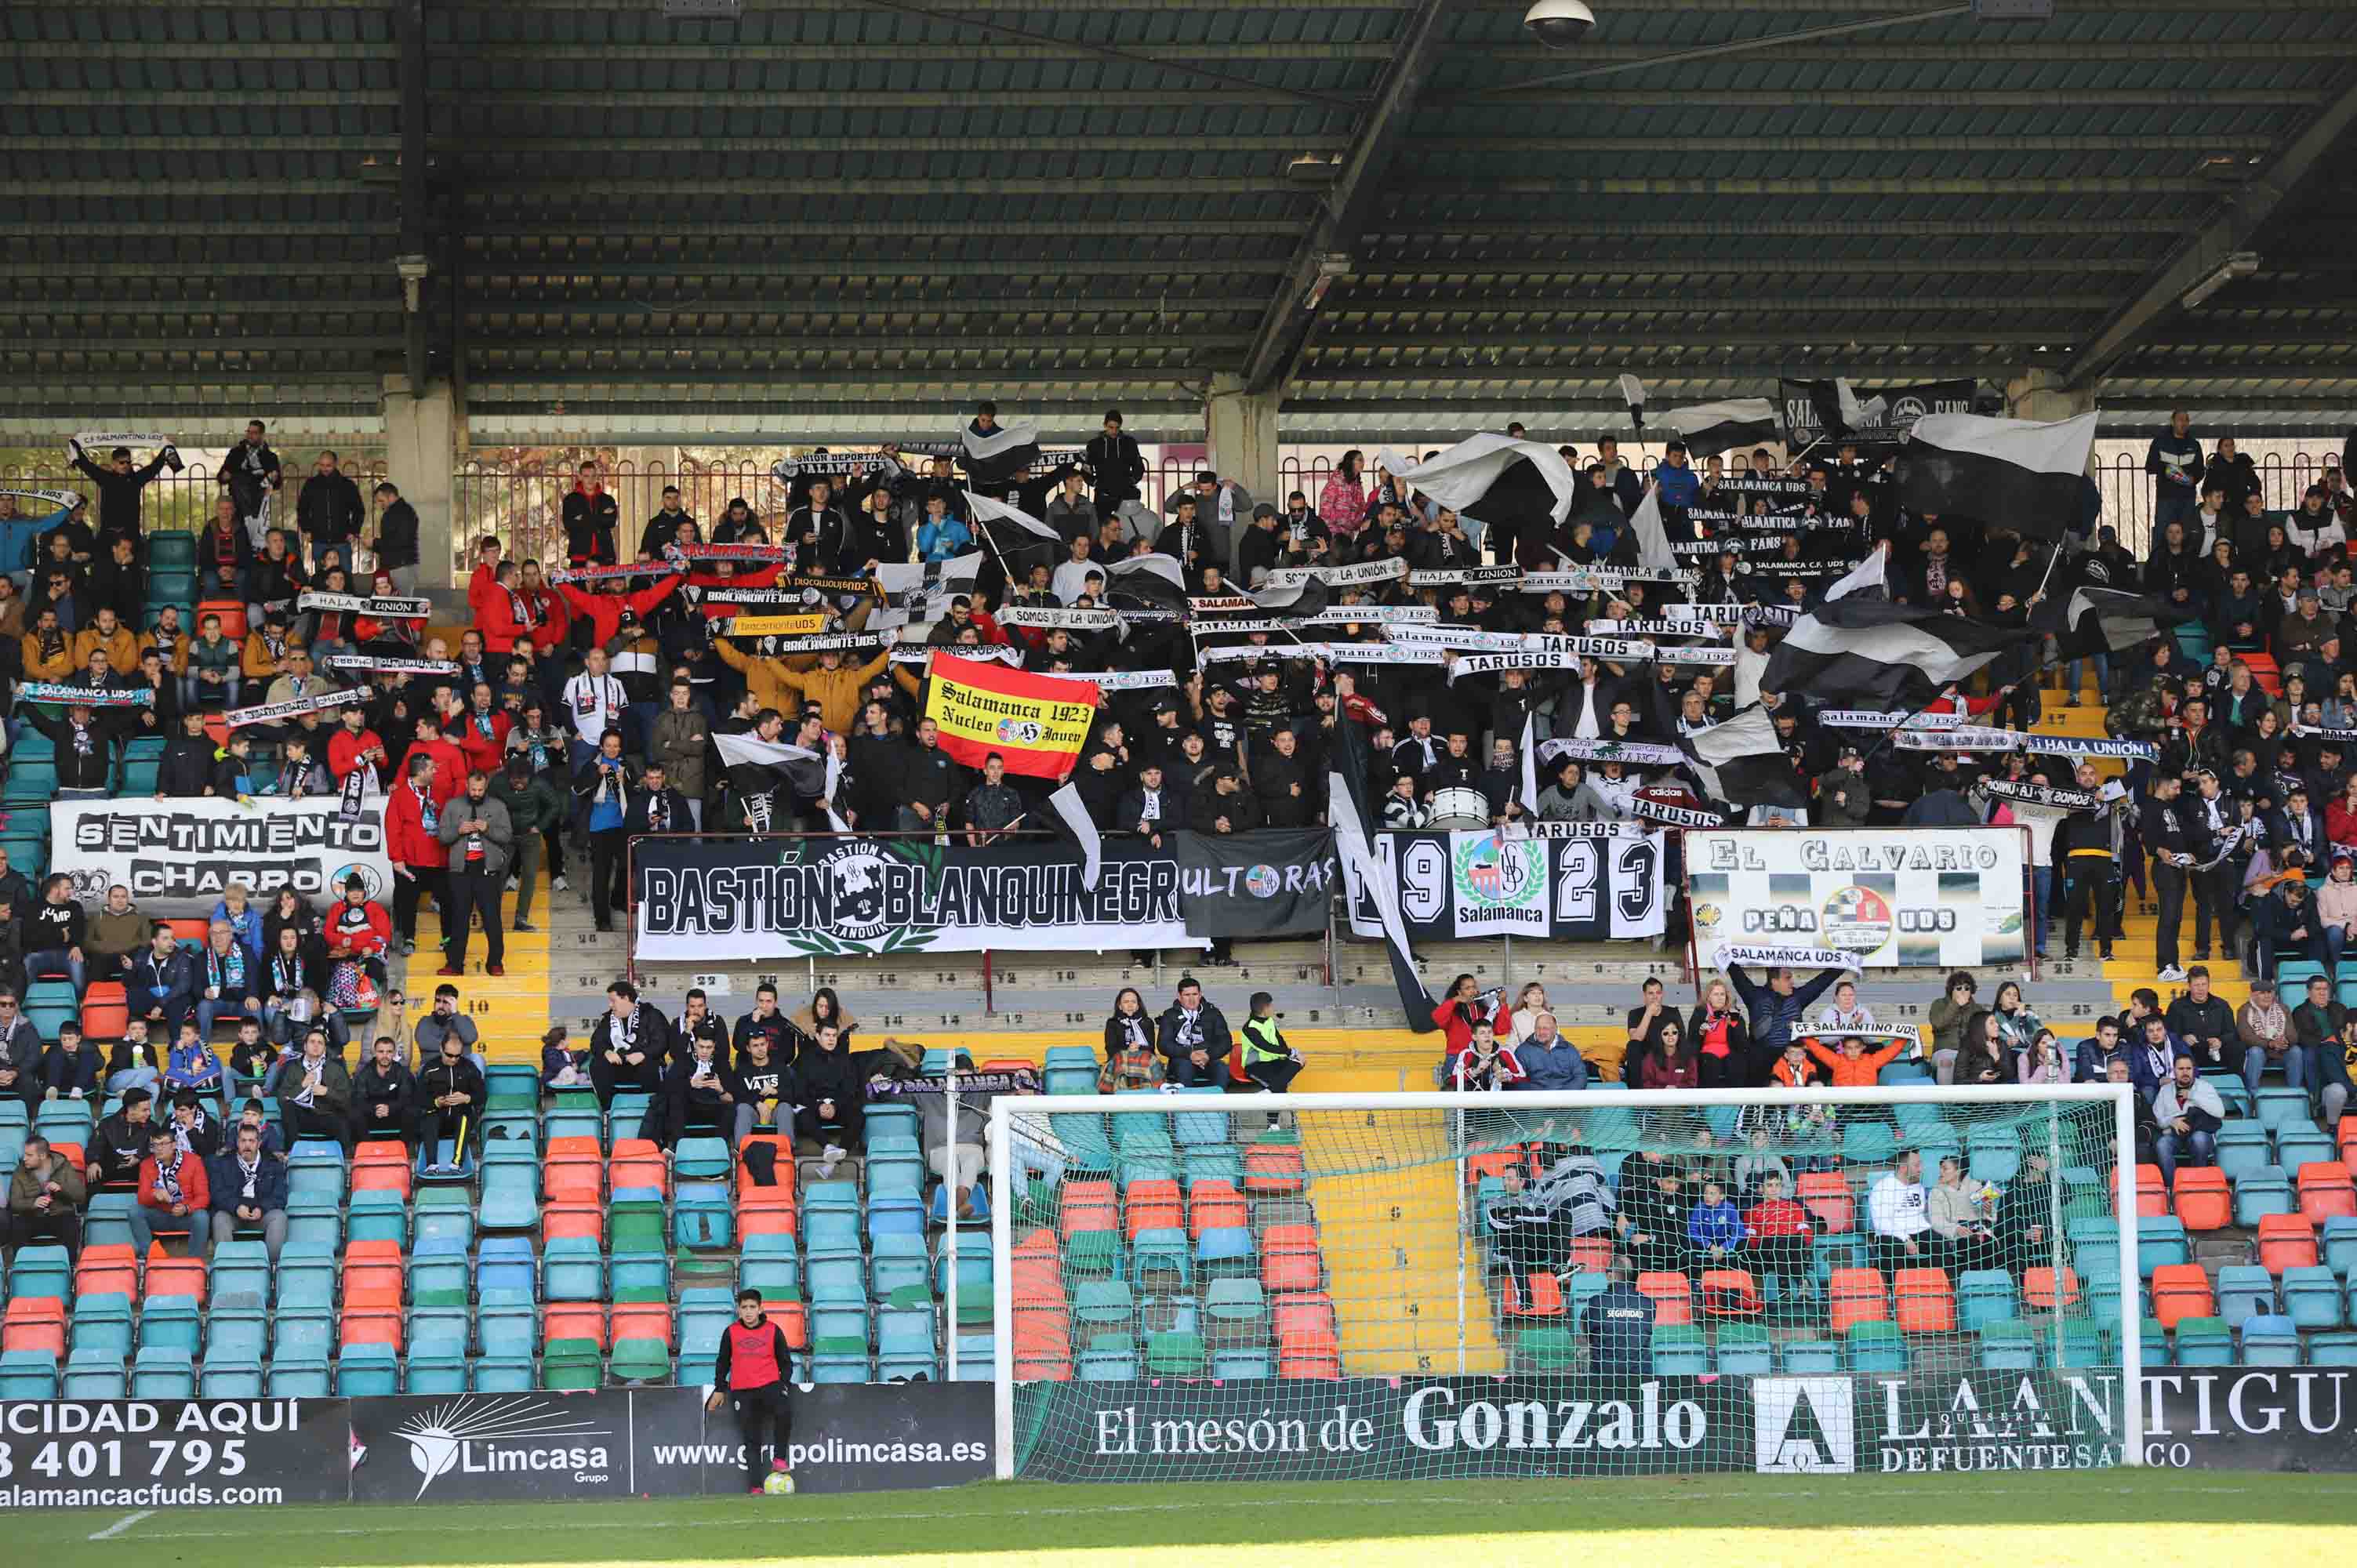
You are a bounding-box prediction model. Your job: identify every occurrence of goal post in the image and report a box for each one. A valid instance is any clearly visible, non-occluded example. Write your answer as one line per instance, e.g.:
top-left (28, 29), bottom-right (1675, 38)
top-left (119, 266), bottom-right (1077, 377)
top-left (990, 1085), bottom-right (2141, 1483)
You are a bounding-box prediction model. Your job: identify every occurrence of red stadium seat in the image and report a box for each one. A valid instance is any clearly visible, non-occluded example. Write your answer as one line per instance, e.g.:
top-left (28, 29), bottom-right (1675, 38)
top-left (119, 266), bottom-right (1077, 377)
top-left (1796, 1171), bottom-right (1855, 1235)
top-left (1893, 1268), bottom-right (1954, 1333)
top-left (2151, 1263), bottom-right (2214, 1330)
top-left (1188, 1180), bottom-right (1248, 1238)
top-left (1699, 1269), bottom-right (1762, 1318)
top-left (2257, 1213), bottom-right (2319, 1275)
top-left (1244, 1145), bottom-right (1306, 1196)
top-left (2170, 1167), bottom-right (2232, 1232)
top-left (2024, 1266), bottom-right (2081, 1312)
top-left (1827, 1266), bottom-right (1889, 1334)
top-left (2298, 1162), bottom-right (2356, 1223)
top-left (1635, 1271), bottom-right (1693, 1327)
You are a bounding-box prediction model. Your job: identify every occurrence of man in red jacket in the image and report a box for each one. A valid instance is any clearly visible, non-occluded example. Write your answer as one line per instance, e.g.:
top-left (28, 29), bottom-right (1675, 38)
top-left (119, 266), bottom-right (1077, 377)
top-left (397, 713), bottom-right (469, 808)
top-left (552, 568), bottom-right (682, 650)
top-left (329, 701), bottom-right (389, 790)
top-left (385, 753), bottom-right (450, 959)
top-left (129, 1124), bottom-right (209, 1256)
top-left (707, 1288), bottom-right (794, 1495)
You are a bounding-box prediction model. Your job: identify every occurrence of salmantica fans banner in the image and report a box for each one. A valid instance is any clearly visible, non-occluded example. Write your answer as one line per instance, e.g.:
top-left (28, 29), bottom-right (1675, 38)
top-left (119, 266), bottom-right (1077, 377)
top-left (1342, 829), bottom-right (1666, 944)
top-left (1684, 827), bottom-right (2028, 969)
top-left (633, 834), bottom-right (1195, 961)
top-left (51, 796), bottom-right (394, 916)
top-left (922, 652), bottom-right (1099, 779)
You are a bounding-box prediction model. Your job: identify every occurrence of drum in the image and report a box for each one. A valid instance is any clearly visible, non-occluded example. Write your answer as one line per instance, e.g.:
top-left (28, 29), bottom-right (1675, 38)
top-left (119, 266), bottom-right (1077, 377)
top-left (1426, 785), bottom-right (1490, 829)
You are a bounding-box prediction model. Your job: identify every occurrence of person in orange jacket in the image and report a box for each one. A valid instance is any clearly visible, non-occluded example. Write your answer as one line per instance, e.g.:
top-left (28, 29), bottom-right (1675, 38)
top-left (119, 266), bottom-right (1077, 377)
top-left (1801, 1031), bottom-right (1912, 1087)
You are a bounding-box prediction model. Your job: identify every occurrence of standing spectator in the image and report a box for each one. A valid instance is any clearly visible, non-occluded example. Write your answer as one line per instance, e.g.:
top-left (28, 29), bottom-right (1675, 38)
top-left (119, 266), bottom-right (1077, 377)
top-left (1725, 963), bottom-right (1844, 1058)
top-left (706, 1289), bottom-right (795, 1496)
top-left (1866, 1148), bottom-right (1933, 1276)
top-left (206, 1120), bottom-right (288, 1262)
top-left (1580, 1261), bottom-right (1656, 1379)
top-left (647, 681), bottom-right (712, 829)
top-left (435, 769), bottom-right (513, 978)
top-left (1157, 977), bottom-right (1233, 1087)
top-left (2144, 410), bottom-right (2206, 535)
top-left (369, 481), bottom-right (421, 595)
top-left (490, 752), bottom-right (564, 934)
top-left (561, 459), bottom-right (619, 567)
top-left (129, 1125), bottom-right (209, 1256)
top-left (574, 728), bottom-right (635, 932)
top-left (1431, 973), bottom-right (1509, 1063)
top-left (222, 420), bottom-right (283, 550)
top-left (1318, 451), bottom-right (1368, 543)
top-left (386, 753), bottom-right (449, 956)
top-left (69, 438), bottom-right (174, 540)
top-left (1084, 410), bottom-right (1145, 522)
top-left (295, 451), bottom-right (364, 568)
top-left (2152, 1056), bottom-right (2225, 1185)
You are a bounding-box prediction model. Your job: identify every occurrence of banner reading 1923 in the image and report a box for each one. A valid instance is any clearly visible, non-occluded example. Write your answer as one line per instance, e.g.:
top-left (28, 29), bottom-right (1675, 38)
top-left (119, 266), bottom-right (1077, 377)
top-left (1346, 829), bottom-right (1666, 943)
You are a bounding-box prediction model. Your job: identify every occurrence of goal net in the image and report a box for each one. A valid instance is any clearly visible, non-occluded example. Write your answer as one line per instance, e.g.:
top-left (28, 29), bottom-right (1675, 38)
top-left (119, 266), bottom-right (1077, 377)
top-left (988, 1086), bottom-right (2141, 1483)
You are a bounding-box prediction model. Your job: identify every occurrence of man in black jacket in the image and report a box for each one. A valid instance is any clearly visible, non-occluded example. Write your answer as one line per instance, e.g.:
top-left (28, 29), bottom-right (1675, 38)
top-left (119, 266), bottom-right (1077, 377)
top-left (89, 1087), bottom-right (156, 1188)
top-left (1085, 410), bottom-right (1145, 522)
top-left (1157, 977), bottom-right (1233, 1087)
top-left (370, 481), bottom-right (421, 596)
top-left (590, 982), bottom-right (668, 1108)
top-left (2143, 773), bottom-right (2197, 982)
top-left (622, 762), bottom-right (695, 839)
top-left (223, 421), bottom-right (283, 548)
top-left (158, 710), bottom-right (217, 798)
top-left (69, 439), bottom-right (176, 540)
top-left (415, 1031), bottom-right (486, 1157)
top-left (652, 1034), bottom-right (741, 1149)
top-left (296, 451), bottom-right (364, 569)
top-left (350, 1034), bottom-right (417, 1149)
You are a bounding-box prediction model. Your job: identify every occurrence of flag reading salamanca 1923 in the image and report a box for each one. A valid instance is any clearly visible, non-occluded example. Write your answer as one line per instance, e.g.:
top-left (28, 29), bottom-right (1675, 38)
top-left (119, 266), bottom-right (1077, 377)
top-left (921, 652), bottom-right (1100, 779)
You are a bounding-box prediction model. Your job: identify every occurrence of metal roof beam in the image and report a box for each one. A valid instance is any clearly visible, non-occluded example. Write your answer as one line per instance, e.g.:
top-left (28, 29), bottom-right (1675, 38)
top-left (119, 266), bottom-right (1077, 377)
top-left (2061, 77), bottom-right (2357, 387)
top-left (460, 298), bottom-right (1273, 317)
top-left (1382, 176), bottom-right (2218, 198)
top-left (1240, 0), bottom-right (1450, 396)
top-left (1414, 135), bottom-right (2279, 155)
top-left (469, 334), bottom-right (1258, 353)
top-left (458, 260), bottom-right (1296, 278)
top-left (1367, 219), bottom-right (2191, 239)
top-left (1320, 295), bottom-right (2115, 314)
top-left (1352, 260), bottom-right (2153, 276)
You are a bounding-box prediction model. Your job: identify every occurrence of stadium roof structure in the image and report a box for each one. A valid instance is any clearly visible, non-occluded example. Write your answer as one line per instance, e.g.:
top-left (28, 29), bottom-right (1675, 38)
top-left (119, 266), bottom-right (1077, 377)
top-left (2, 0), bottom-right (2354, 444)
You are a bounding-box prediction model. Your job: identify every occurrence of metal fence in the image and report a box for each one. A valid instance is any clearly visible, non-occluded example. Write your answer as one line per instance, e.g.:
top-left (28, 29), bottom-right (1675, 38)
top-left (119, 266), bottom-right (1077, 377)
top-left (0, 459), bottom-right (391, 544)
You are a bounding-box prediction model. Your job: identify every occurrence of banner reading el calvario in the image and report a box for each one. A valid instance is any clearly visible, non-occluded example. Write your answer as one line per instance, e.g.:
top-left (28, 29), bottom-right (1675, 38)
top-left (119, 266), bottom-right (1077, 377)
top-left (921, 652), bottom-right (1099, 779)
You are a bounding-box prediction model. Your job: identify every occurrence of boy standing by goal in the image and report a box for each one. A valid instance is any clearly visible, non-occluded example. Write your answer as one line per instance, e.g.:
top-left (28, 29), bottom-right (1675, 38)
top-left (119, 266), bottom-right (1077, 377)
top-left (709, 1287), bottom-right (795, 1495)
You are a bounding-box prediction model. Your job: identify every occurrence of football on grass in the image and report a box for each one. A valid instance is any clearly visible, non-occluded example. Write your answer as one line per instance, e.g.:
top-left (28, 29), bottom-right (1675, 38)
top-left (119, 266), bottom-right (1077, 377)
top-left (763, 1470), bottom-right (797, 1495)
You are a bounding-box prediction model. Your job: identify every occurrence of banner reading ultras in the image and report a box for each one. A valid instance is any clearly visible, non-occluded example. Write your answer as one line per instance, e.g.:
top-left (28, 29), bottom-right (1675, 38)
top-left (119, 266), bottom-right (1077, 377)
top-left (922, 652), bottom-right (1100, 779)
top-left (633, 835), bottom-right (1193, 961)
top-left (51, 797), bottom-right (395, 917)
top-left (1684, 826), bottom-right (2028, 968)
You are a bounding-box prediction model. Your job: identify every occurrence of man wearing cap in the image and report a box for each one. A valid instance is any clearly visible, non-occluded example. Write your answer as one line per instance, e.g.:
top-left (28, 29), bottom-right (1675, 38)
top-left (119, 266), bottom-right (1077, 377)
top-left (2276, 586), bottom-right (2334, 669)
top-left (1237, 503), bottom-right (1285, 586)
top-left (2287, 482), bottom-right (2347, 563)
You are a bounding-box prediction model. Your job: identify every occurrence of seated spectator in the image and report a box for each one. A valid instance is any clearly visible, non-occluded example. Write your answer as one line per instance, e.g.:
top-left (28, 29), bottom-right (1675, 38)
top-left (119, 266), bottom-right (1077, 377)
top-left (794, 1022), bottom-right (868, 1184)
top-left (162, 1019), bottom-right (223, 1105)
top-left (260, 924), bottom-right (340, 1054)
top-left (1432, 972), bottom-right (1509, 1062)
top-left (2017, 1029), bottom-right (2073, 1084)
top-left (1451, 1018), bottom-right (1525, 1092)
top-left (319, 874), bottom-right (391, 1012)
top-left (416, 1032), bottom-right (485, 1164)
top-left (2237, 975), bottom-right (2307, 1097)
top-left (88, 1087), bottom-right (155, 1188)
top-left (2322, 1013), bottom-right (2357, 1131)
top-left (1615, 1152), bottom-right (1688, 1277)
top-left (206, 1118), bottom-right (288, 1261)
top-left (1623, 975), bottom-right (1673, 1074)
top-left (590, 982), bottom-right (667, 1109)
top-left (541, 1025), bottom-right (591, 1090)
top-left (349, 1035), bottom-right (416, 1148)
top-left (1732, 1127), bottom-right (1792, 1199)
top-left (1482, 1160), bottom-right (1593, 1296)
top-left (6, 1134), bottom-right (85, 1261)
top-left (24, 873), bottom-right (89, 995)
top-left (1989, 980), bottom-right (2043, 1058)
top-left (1237, 992), bottom-right (1302, 1098)
top-left (194, 919), bottom-right (260, 1039)
top-left (166, 1088), bottom-right (222, 1161)
top-left (274, 1026), bottom-right (352, 1152)
top-left (1742, 1171), bottom-right (1813, 1294)
top-left (85, 884), bottom-right (146, 982)
top-left (129, 1124), bottom-right (209, 1257)
top-left (1513, 1013), bottom-right (1589, 1092)
top-left (652, 1035), bottom-right (740, 1149)
top-left (129, 921), bottom-right (198, 1036)
top-left (1812, 978), bottom-right (1875, 1033)
top-left (40, 1019), bottom-right (101, 1102)
top-left (1803, 1029), bottom-right (1910, 1087)
top-left (1866, 1147), bottom-right (1933, 1276)
top-left (2130, 1011), bottom-right (2189, 1096)
top-left (1633, 1020), bottom-right (1698, 1091)
top-left (1687, 978), bottom-right (1751, 1087)
top-left (2152, 1055), bottom-right (2224, 1185)
top-left (731, 1034), bottom-right (790, 1145)
top-left (1685, 1178), bottom-right (1748, 1285)
top-left (1927, 1155), bottom-right (2001, 1273)
top-left (1952, 1009), bottom-right (2011, 1086)
top-left (2072, 1015), bottom-right (2126, 1084)
top-left (1927, 971), bottom-right (1979, 1083)
top-left (2319, 851), bottom-right (2357, 964)
top-left (1158, 976), bottom-right (1233, 1088)
top-left (2256, 874), bottom-right (2327, 975)
top-left (0, 991), bottom-right (37, 1113)
top-left (413, 983), bottom-right (481, 1073)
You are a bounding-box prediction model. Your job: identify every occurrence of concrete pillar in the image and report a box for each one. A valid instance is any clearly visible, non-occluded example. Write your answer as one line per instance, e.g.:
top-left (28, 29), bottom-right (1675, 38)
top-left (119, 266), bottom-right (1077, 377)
top-left (381, 373), bottom-right (460, 592)
top-left (1205, 372), bottom-right (1282, 510)
top-left (2006, 368), bottom-right (2098, 424)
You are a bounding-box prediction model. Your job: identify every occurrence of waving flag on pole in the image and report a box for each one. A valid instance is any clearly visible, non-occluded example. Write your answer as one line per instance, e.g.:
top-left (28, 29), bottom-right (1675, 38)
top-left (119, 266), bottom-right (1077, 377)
top-left (1654, 398), bottom-right (1781, 459)
top-left (1761, 597), bottom-right (2040, 711)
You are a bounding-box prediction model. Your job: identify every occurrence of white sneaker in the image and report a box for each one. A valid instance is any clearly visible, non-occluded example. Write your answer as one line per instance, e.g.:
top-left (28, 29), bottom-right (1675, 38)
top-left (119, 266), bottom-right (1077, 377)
top-left (2157, 965), bottom-right (2188, 982)
top-left (552, 876), bottom-right (570, 892)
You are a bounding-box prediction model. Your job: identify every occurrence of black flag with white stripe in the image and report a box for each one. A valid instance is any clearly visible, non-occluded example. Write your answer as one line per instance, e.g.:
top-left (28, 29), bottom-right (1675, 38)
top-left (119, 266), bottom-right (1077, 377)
top-left (1677, 703), bottom-right (1807, 811)
top-left (2034, 584), bottom-right (2191, 663)
top-left (1895, 411), bottom-right (2097, 538)
top-left (1654, 397), bottom-right (1783, 459)
top-left (1761, 597), bottom-right (2040, 712)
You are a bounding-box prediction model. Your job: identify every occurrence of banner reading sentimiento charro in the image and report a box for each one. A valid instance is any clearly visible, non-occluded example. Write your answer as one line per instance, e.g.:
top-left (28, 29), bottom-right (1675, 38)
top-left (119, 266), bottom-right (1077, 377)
top-left (51, 796), bottom-right (394, 916)
top-left (1685, 826), bottom-right (2027, 969)
top-left (1342, 829), bottom-right (1666, 944)
top-left (632, 834), bottom-right (1197, 960)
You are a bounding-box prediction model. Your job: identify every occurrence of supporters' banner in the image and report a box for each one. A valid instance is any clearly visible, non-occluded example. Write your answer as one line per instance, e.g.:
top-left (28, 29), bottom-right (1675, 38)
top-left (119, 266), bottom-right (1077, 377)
top-left (632, 834), bottom-right (1196, 960)
top-left (1981, 780), bottom-right (2102, 813)
top-left (0, 1399), bottom-right (345, 1507)
top-left (1408, 564), bottom-right (1526, 588)
top-left (772, 452), bottom-right (895, 479)
top-left (1606, 619), bottom-right (1728, 639)
top-left (324, 655), bottom-right (459, 678)
top-left (721, 613), bottom-right (833, 638)
top-left (1524, 820), bottom-right (1649, 838)
top-left (1717, 477), bottom-right (1814, 497)
top-left (1197, 641), bottom-right (1450, 669)
top-left (1629, 796), bottom-right (1731, 829)
top-left (748, 630), bottom-right (895, 656)
top-left (1386, 626), bottom-right (1541, 652)
top-left (2023, 735), bottom-right (2159, 763)
top-left (1303, 605), bottom-right (1436, 626)
top-left (53, 794), bottom-right (394, 915)
top-left (1661, 646), bottom-right (1738, 666)
top-left (0, 487), bottom-right (81, 510)
top-left (1538, 736), bottom-right (1687, 768)
top-left (547, 562), bottom-right (657, 584)
top-left (923, 653), bottom-right (1099, 779)
top-left (669, 542), bottom-right (795, 565)
top-left (1450, 647), bottom-right (1648, 681)
top-left (1520, 568), bottom-right (1699, 593)
top-left (891, 644), bottom-right (1022, 667)
top-left (296, 590), bottom-right (430, 620)
top-left (1672, 534), bottom-right (1799, 557)
top-left (1001, 607), bottom-right (1119, 631)
top-left (1687, 827), bottom-right (2028, 968)
top-left (1345, 828), bottom-right (1666, 944)
top-left (1744, 604), bottom-right (1800, 627)
top-left (1893, 726), bottom-right (2026, 753)
top-left (1019, 1376), bottom-right (1748, 1483)
top-left (1037, 667), bottom-right (1177, 691)
top-left (16, 681), bottom-right (152, 708)
top-left (1818, 710), bottom-right (1963, 730)
top-left (1189, 595), bottom-right (1258, 614)
top-left (705, 575), bottom-right (878, 605)
top-left (1171, 828), bottom-right (1339, 938)
top-left (223, 687), bottom-right (370, 730)
top-left (1264, 557), bottom-right (1408, 590)
top-left (1712, 943), bottom-right (1856, 970)
top-left (1783, 377), bottom-right (1978, 449)
top-left (75, 430), bottom-right (177, 448)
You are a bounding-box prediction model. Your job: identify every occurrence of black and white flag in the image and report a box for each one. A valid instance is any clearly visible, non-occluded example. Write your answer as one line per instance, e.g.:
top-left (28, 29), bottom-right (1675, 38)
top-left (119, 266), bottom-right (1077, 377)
top-left (1654, 397), bottom-right (1781, 458)
top-left (1760, 597), bottom-right (2039, 711)
top-left (958, 419), bottom-right (1043, 487)
top-left (1821, 540), bottom-right (1892, 604)
top-left (1677, 702), bottom-right (1806, 810)
top-left (1101, 552), bottom-right (1189, 616)
top-left (1896, 410), bottom-right (2097, 537)
top-left (1400, 434), bottom-right (1581, 539)
top-left (2035, 584), bottom-right (2189, 662)
top-left (964, 490), bottom-right (1062, 579)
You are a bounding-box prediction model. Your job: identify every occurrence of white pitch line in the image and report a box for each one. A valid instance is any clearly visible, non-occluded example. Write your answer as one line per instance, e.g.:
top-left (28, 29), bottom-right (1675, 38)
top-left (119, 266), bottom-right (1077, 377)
top-left (87, 1509), bottom-right (156, 1541)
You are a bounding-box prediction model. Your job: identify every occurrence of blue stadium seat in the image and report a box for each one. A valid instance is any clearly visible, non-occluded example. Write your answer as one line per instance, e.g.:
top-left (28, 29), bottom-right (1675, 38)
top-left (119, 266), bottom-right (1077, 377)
top-left (2215, 1264), bottom-right (2276, 1329)
top-left (2282, 1267), bottom-right (2343, 1330)
top-left (2239, 1314), bottom-right (2301, 1367)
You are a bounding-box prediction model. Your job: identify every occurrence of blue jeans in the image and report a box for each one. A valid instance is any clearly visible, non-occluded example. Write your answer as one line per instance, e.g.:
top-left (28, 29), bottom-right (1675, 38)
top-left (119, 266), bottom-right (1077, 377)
top-left (27, 948), bottom-right (86, 994)
top-left (2064, 651), bottom-right (2110, 702)
top-left (2031, 867), bottom-right (2052, 957)
top-left (126, 1203), bottom-right (202, 1257)
top-left (196, 989), bottom-right (260, 1040)
top-left (2243, 1044), bottom-right (2309, 1097)
top-left (2155, 1127), bottom-right (2215, 1185)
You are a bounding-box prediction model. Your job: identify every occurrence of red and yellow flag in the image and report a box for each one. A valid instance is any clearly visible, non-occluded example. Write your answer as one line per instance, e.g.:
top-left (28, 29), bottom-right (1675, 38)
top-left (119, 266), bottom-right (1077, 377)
top-left (921, 652), bottom-right (1100, 779)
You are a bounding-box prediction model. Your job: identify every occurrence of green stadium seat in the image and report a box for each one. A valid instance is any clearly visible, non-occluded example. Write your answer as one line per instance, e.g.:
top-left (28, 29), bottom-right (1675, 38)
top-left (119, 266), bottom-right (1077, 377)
top-left (1843, 1319), bottom-right (1907, 1374)
top-left (542, 1338), bottom-right (603, 1391)
top-left (1714, 1321), bottom-right (1772, 1376)
top-left (1778, 1340), bottom-right (1840, 1374)
top-left (1977, 1319), bottom-right (2038, 1371)
top-left (1145, 1330), bottom-right (1205, 1376)
top-left (610, 1339), bottom-right (672, 1383)
top-left (2173, 1316), bottom-right (2235, 1367)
